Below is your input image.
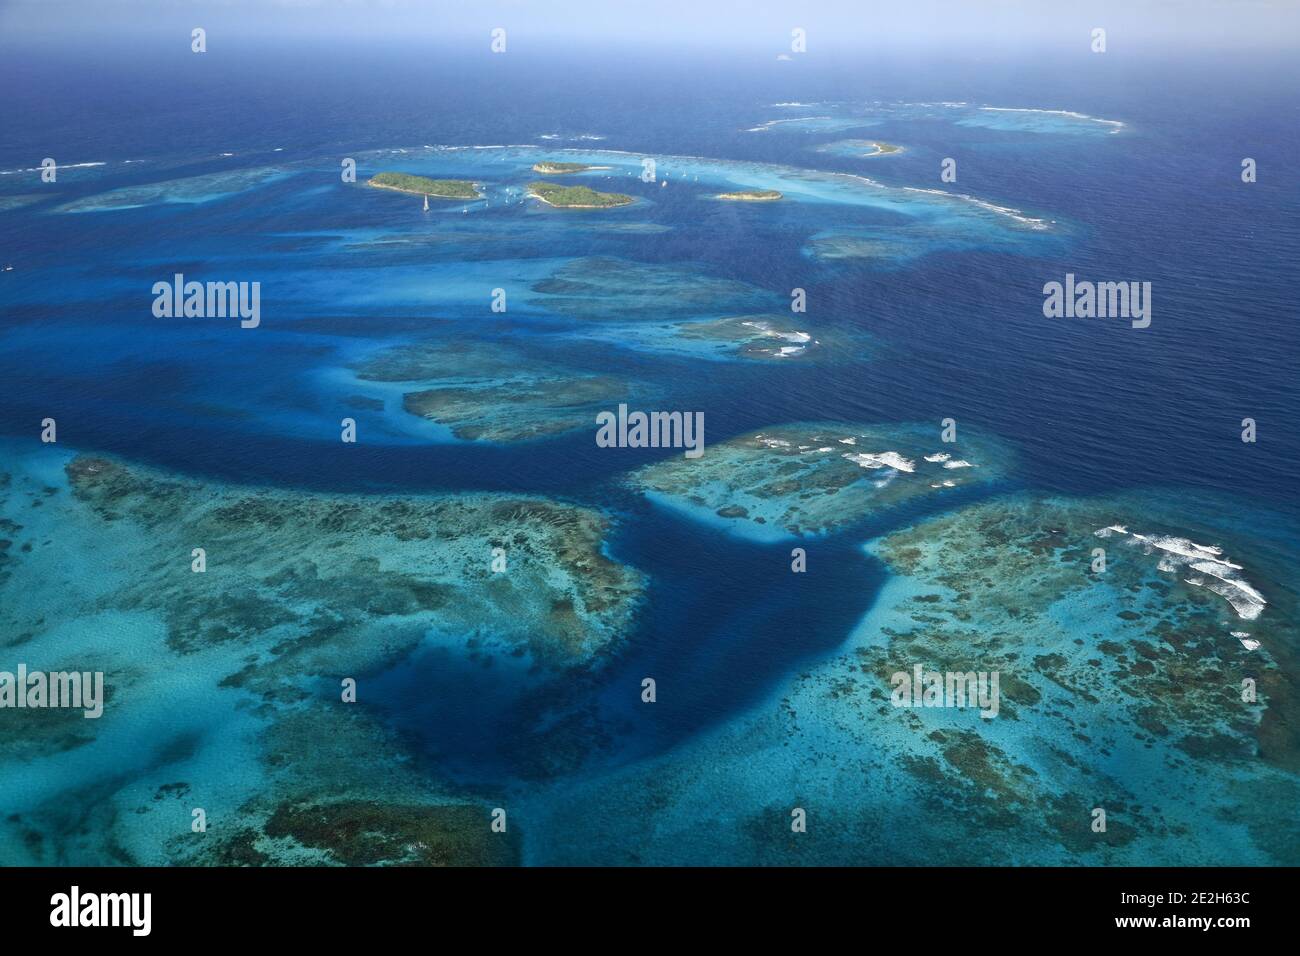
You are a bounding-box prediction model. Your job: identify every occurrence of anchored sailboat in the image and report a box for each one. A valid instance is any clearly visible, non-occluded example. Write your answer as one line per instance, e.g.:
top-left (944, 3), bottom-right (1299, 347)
top-left (422, 194), bottom-right (429, 211)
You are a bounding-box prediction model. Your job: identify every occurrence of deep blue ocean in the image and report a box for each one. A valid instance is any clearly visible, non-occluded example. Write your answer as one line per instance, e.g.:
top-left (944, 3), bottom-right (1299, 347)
top-left (1, 36), bottom-right (1298, 865)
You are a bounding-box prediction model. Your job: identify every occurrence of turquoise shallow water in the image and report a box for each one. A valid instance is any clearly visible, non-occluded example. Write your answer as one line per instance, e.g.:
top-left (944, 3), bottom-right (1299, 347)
top-left (1, 42), bottom-right (1298, 865)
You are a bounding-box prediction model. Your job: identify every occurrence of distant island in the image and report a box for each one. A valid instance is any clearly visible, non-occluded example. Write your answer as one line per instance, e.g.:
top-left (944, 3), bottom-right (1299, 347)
top-left (716, 189), bottom-right (783, 202)
top-left (528, 182), bottom-right (634, 208)
top-left (368, 172), bottom-right (482, 200)
top-left (532, 162), bottom-right (612, 174)
top-left (865, 142), bottom-right (903, 156)
top-left (814, 139), bottom-right (907, 161)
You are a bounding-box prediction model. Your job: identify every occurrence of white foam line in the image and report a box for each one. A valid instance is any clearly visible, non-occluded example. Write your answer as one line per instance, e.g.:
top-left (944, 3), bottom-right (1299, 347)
top-left (1190, 561), bottom-right (1267, 606)
top-left (0, 161), bottom-right (106, 175)
top-left (900, 185), bottom-right (1051, 229)
top-left (744, 116), bottom-right (836, 132)
top-left (842, 451), bottom-right (915, 472)
top-left (978, 106), bottom-right (1126, 132)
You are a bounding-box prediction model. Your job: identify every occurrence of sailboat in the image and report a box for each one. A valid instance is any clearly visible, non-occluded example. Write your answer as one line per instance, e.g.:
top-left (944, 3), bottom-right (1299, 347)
top-left (422, 194), bottom-right (429, 211)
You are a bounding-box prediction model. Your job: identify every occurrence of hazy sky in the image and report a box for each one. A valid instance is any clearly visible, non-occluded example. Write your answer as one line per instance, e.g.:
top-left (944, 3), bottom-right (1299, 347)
top-left (3, 0), bottom-right (1297, 52)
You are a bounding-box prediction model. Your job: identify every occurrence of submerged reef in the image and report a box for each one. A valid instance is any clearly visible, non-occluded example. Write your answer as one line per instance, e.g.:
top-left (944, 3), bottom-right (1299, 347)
top-left (261, 800), bottom-right (516, 866)
top-left (0, 450), bottom-right (643, 865)
top-left (351, 339), bottom-right (652, 442)
top-left (859, 494), bottom-right (1300, 861)
top-left (872, 495), bottom-right (1298, 771)
top-left (568, 312), bottom-right (845, 364)
top-left (804, 207), bottom-right (1050, 267)
top-left (58, 454), bottom-right (642, 670)
top-left (532, 256), bottom-right (776, 320)
top-left (54, 167), bottom-right (287, 213)
top-left (399, 377), bottom-right (628, 442)
top-left (630, 422), bottom-right (1003, 538)
top-left (955, 106), bottom-right (1126, 135)
top-left (523, 492), bottom-right (1299, 865)
top-left (816, 139), bottom-right (904, 159)
top-left (0, 195), bottom-right (44, 213)
top-left (716, 189), bottom-right (783, 201)
top-left (170, 706), bottom-right (523, 867)
top-left (671, 315), bottom-right (818, 360)
top-left (756, 101), bottom-right (1124, 137)
top-left (528, 258), bottom-right (838, 361)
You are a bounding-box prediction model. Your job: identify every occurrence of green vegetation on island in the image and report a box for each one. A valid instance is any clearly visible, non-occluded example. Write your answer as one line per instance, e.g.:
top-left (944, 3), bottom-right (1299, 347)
top-left (368, 172), bottom-right (481, 200)
top-left (528, 181), bottom-right (634, 208)
top-left (716, 189), bottom-right (783, 201)
top-left (532, 162), bottom-right (610, 174)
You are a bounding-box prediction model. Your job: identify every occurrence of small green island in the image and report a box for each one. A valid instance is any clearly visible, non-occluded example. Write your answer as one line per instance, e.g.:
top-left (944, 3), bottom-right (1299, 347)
top-left (368, 172), bottom-right (482, 200)
top-left (528, 182), bottom-right (634, 209)
top-left (716, 189), bottom-right (783, 202)
top-left (866, 142), bottom-right (903, 156)
top-left (531, 162), bottom-right (611, 174)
